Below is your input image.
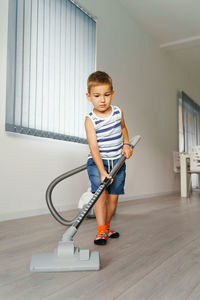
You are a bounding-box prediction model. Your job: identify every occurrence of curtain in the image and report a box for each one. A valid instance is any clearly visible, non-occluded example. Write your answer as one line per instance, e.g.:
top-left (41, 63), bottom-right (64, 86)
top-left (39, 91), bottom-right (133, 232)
top-left (6, 0), bottom-right (96, 144)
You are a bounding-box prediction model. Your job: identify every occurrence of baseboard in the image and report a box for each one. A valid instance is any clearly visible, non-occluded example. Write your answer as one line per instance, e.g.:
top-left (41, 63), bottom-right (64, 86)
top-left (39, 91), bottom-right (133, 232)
top-left (0, 190), bottom-right (179, 222)
top-left (119, 190), bottom-right (179, 203)
top-left (0, 203), bottom-right (77, 222)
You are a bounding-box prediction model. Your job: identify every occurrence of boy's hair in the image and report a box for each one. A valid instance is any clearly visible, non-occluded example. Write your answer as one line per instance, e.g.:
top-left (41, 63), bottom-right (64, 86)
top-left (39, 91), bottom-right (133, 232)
top-left (87, 71), bottom-right (113, 93)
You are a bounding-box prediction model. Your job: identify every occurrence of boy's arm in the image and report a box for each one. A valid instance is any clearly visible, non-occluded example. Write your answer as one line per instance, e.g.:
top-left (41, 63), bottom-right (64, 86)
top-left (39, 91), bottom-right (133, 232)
top-left (85, 117), bottom-right (113, 182)
top-left (120, 109), bottom-right (133, 159)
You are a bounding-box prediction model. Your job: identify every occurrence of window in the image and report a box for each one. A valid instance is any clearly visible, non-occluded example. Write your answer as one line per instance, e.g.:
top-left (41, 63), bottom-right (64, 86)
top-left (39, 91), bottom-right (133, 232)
top-left (178, 91), bottom-right (200, 188)
top-left (178, 91), bottom-right (200, 153)
top-left (6, 0), bottom-right (96, 144)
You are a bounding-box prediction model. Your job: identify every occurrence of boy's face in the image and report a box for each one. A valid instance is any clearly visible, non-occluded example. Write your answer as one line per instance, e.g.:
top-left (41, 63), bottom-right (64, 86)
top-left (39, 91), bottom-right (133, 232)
top-left (86, 84), bottom-right (114, 113)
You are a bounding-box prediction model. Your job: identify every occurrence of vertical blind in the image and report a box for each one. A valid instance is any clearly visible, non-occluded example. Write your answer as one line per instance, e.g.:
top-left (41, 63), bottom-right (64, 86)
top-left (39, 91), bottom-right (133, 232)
top-left (6, 0), bottom-right (96, 143)
top-left (178, 91), bottom-right (200, 153)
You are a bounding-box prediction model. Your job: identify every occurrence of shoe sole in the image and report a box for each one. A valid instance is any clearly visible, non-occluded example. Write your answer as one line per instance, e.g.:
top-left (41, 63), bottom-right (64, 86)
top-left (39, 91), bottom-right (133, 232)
top-left (108, 233), bottom-right (120, 238)
top-left (94, 239), bottom-right (107, 245)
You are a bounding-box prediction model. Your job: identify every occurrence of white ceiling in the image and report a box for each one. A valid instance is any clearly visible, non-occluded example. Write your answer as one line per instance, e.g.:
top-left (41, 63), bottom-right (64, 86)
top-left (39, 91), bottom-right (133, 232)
top-left (119, 0), bottom-right (200, 80)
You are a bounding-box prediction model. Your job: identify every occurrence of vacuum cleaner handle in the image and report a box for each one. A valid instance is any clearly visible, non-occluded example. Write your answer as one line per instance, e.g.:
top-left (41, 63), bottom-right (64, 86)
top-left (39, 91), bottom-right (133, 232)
top-left (109, 135), bottom-right (141, 178)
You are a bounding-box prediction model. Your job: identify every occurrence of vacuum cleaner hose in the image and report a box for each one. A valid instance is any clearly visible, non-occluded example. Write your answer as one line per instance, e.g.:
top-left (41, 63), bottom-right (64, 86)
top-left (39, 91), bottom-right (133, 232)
top-left (46, 164), bottom-right (87, 226)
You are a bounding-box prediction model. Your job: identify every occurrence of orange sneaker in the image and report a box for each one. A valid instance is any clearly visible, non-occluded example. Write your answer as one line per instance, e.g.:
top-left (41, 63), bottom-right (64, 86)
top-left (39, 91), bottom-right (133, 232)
top-left (108, 229), bottom-right (120, 238)
top-left (94, 232), bottom-right (108, 245)
top-left (94, 225), bottom-right (108, 245)
top-left (106, 222), bottom-right (120, 238)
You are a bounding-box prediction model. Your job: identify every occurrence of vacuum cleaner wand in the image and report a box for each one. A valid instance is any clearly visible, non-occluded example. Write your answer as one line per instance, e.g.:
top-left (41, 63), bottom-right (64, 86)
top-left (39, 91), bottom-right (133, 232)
top-left (30, 135), bottom-right (141, 272)
top-left (73, 177), bottom-right (111, 229)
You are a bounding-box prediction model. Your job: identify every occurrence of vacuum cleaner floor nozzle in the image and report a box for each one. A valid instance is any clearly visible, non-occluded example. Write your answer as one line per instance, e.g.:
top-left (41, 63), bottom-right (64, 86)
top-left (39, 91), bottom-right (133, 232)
top-left (30, 247), bottom-right (100, 272)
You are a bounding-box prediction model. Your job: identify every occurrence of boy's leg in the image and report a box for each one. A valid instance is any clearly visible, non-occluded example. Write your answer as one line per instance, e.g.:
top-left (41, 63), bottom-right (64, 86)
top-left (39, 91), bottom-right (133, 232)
top-left (87, 158), bottom-right (109, 244)
top-left (106, 194), bottom-right (118, 224)
top-left (94, 190), bottom-right (108, 226)
top-left (106, 194), bottom-right (120, 238)
top-left (105, 159), bottom-right (126, 238)
top-left (94, 191), bottom-right (108, 245)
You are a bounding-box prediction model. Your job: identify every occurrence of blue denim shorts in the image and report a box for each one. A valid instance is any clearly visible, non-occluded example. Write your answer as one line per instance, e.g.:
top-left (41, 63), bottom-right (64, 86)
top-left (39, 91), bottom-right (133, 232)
top-left (87, 158), bottom-right (126, 195)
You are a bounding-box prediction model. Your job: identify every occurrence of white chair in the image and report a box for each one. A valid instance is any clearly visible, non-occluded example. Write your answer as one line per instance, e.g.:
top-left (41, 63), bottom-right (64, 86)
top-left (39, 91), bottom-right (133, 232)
top-left (179, 152), bottom-right (191, 197)
top-left (173, 151), bottom-right (190, 174)
top-left (189, 145), bottom-right (200, 195)
top-left (173, 151), bottom-right (181, 173)
top-left (190, 145), bottom-right (200, 173)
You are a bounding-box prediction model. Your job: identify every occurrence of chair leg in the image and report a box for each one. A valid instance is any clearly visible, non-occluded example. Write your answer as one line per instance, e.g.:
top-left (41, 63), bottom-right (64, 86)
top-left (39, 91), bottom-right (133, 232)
top-left (188, 174), bottom-right (192, 197)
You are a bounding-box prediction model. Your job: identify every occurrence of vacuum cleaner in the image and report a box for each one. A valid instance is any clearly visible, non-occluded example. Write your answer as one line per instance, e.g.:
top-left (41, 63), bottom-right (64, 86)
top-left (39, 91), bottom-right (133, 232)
top-left (78, 187), bottom-right (96, 218)
top-left (30, 135), bottom-right (141, 272)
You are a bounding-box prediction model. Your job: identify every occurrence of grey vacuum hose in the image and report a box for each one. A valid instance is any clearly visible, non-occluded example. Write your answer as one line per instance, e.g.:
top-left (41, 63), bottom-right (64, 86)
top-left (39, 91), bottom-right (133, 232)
top-left (46, 164), bottom-right (87, 226)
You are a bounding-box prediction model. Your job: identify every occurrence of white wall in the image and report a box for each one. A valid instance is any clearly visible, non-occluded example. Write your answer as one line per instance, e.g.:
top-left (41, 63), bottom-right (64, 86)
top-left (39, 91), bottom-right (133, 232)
top-left (0, 0), bottom-right (200, 221)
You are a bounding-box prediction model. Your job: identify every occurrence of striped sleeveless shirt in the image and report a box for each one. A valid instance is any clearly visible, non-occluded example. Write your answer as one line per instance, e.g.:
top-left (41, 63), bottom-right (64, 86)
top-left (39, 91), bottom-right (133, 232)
top-left (87, 105), bottom-right (123, 160)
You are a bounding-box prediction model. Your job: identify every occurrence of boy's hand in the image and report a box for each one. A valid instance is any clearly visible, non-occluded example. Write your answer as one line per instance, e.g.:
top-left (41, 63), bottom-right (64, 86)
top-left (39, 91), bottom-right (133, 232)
top-left (122, 144), bottom-right (133, 159)
top-left (100, 171), bottom-right (113, 185)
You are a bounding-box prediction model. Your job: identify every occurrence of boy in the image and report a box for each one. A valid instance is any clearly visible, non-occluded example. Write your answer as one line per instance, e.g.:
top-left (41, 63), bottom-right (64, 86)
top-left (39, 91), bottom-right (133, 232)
top-left (85, 71), bottom-right (133, 245)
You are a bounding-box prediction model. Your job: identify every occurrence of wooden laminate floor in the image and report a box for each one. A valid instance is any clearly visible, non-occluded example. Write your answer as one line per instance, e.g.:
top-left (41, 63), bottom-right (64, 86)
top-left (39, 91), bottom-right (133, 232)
top-left (1, 192), bottom-right (200, 300)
